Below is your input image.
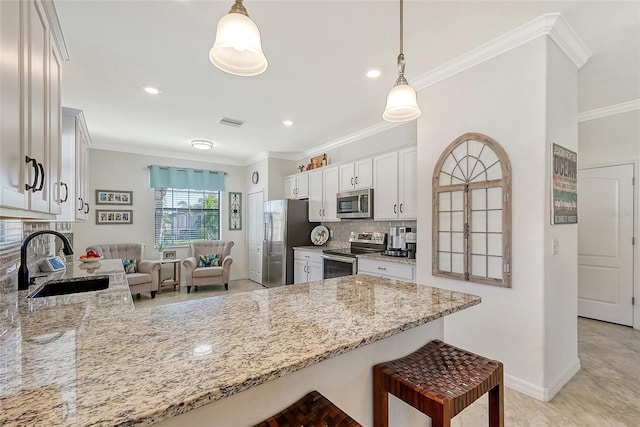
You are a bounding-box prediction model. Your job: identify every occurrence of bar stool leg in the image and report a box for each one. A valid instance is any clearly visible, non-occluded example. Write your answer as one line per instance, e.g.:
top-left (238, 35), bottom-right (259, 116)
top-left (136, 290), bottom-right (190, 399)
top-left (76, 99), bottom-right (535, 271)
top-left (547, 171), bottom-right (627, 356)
top-left (488, 381), bottom-right (504, 427)
top-left (373, 367), bottom-right (388, 427)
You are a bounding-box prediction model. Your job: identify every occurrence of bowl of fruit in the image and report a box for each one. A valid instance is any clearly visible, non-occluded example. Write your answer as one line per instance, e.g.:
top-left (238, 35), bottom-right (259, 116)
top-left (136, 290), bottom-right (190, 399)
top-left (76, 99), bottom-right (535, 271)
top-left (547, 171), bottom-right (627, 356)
top-left (79, 250), bottom-right (103, 263)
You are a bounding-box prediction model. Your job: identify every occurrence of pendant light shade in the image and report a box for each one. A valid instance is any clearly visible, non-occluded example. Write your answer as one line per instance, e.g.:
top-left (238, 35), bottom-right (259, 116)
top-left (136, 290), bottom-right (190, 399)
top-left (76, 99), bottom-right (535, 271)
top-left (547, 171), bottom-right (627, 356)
top-left (383, 0), bottom-right (421, 122)
top-left (209, 0), bottom-right (268, 77)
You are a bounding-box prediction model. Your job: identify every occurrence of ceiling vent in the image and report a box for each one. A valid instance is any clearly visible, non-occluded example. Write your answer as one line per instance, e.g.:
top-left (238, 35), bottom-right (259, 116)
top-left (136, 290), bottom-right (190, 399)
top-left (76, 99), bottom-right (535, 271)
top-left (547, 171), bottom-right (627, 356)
top-left (217, 117), bottom-right (245, 127)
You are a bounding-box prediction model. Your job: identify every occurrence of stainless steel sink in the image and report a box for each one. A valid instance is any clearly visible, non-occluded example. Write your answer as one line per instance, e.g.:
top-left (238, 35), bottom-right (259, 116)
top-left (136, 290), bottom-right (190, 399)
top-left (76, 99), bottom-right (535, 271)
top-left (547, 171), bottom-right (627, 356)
top-left (28, 275), bottom-right (109, 298)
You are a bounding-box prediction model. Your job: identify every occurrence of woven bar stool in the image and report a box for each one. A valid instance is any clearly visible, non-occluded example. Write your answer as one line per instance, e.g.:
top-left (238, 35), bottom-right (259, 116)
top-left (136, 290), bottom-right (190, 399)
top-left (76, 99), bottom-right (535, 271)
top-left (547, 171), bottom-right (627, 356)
top-left (254, 390), bottom-right (362, 427)
top-left (373, 339), bottom-right (503, 427)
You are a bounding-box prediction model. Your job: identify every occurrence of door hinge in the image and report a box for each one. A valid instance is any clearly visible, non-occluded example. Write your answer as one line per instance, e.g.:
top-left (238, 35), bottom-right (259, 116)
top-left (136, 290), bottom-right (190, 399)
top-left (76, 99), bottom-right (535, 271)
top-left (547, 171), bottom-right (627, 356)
top-left (633, 297), bottom-right (635, 306)
top-left (633, 237), bottom-right (636, 245)
top-left (632, 177), bottom-right (635, 186)
top-left (504, 263), bottom-right (510, 273)
top-left (504, 193), bottom-right (510, 203)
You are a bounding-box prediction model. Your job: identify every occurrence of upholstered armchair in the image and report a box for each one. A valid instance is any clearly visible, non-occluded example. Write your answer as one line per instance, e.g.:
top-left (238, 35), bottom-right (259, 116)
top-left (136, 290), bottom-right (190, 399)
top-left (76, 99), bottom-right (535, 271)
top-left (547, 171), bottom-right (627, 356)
top-left (86, 243), bottom-right (160, 298)
top-left (182, 240), bottom-right (234, 293)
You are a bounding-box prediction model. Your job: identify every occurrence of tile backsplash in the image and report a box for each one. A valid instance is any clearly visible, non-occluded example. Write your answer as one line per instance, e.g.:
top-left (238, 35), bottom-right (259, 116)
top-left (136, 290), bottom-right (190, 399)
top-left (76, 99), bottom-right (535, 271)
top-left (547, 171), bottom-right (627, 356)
top-left (321, 219), bottom-right (417, 245)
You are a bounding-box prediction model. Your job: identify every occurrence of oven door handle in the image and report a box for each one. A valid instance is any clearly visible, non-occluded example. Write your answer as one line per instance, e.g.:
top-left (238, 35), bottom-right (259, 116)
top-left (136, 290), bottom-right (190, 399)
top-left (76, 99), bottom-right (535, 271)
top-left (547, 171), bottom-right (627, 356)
top-left (321, 254), bottom-right (357, 264)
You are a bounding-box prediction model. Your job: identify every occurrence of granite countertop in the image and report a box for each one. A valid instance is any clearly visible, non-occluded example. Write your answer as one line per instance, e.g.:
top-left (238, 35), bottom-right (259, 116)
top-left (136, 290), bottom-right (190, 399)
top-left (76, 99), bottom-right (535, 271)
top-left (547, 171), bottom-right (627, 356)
top-left (0, 271), bottom-right (480, 426)
top-left (357, 252), bottom-right (417, 265)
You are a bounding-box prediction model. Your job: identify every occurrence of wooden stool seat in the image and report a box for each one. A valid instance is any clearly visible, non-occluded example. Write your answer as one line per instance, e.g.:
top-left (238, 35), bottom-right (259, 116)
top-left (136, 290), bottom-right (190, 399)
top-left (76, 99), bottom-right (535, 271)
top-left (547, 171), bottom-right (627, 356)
top-left (254, 390), bottom-right (362, 427)
top-left (373, 339), bottom-right (504, 427)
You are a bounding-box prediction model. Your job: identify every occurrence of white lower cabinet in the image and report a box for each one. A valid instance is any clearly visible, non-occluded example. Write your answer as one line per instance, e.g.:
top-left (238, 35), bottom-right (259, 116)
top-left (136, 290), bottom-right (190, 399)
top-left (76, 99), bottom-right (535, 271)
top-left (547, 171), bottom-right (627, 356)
top-left (294, 250), bottom-right (323, 284)
top-left (357, 258), bottom-right (415, 282)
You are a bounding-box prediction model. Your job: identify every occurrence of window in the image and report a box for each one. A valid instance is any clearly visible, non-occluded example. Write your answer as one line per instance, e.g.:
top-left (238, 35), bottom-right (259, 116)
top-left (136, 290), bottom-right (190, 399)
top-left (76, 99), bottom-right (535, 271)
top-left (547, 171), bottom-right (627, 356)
top-left (432, 133), bottom-right (512, 287)
top-left (154, 188), bottom-right (220, 246)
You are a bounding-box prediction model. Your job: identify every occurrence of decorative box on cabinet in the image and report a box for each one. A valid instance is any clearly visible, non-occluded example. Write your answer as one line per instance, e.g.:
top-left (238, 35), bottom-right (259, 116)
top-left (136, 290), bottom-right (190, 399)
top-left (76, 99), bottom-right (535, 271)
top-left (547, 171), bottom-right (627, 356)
top-left (308, 166), bottom-right (340, 222)
top-left (338, 158), bottom-right (373, 192)
top-left (294, 250), bottom-right (323, 284)
top-left (58, 108), bottom-right (91, 221)
top-left (357, 258), bottom-right (415, 282)
top-left (0, 0), bottom-right (66, 218)
top-left (285, 174), bottom-right (309, 199)
top-left (373, 147), bottom-right (417, 220)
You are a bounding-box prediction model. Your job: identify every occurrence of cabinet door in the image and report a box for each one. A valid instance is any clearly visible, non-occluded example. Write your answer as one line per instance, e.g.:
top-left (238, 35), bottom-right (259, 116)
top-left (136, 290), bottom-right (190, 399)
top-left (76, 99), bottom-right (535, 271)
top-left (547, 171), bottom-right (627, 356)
top-left (323, 166), bottom-right (340, 221)
top-left (308, 170), bottom-right (323, 221)
top-left (307, 261), bottom-right (323, 282)
top-left (373, 151), bottom-right (399, 220)
top-left (284, 176), bottom-right (296, 199)
top-left (294, 259), bottom-right (309, 284)
top-left (47, 34), bottom-right (62, 214)
top-left (75, 121), bottom-right (90, 220)
top-left (296, 174), bottom-right (309, 199)
top-left (338, 163), bottom-right (355, 192)
top-left (26, 0), bottom-right (50, 213)
top-left (398, 147), bottom-right (417, 219)
top-left (354, 158), bottom-right (373, 189)
top-left (0, 0), bottom-right (29, 210)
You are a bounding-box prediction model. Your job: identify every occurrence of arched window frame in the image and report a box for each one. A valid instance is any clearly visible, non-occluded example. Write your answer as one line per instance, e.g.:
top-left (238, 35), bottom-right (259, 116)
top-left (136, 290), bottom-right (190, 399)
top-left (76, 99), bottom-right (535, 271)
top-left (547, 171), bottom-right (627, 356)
top-left (432, 133), bottom-right (512, 288)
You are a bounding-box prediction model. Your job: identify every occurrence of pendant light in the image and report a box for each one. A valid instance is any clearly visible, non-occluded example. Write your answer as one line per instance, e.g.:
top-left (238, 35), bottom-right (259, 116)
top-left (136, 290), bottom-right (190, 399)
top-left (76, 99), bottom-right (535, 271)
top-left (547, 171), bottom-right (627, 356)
top-left (383, 0), bottom-right (421, 122)
top-left (209, 0), bottom-right (268, 76)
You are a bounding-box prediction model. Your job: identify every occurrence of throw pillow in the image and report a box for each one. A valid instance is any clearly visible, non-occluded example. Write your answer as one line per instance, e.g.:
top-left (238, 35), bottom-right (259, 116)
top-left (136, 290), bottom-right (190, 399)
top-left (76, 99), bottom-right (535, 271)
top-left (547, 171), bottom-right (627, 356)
top-left (198, 253), bottom-right (222, 268)
top-left (122, 259), bottom-right (137, 274)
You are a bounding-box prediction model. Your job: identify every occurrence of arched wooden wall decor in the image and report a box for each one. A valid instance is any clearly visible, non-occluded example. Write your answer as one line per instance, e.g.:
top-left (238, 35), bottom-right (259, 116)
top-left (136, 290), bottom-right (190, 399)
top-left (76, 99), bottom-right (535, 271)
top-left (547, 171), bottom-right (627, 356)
top-left (432, 133), bottom-right (512, 287)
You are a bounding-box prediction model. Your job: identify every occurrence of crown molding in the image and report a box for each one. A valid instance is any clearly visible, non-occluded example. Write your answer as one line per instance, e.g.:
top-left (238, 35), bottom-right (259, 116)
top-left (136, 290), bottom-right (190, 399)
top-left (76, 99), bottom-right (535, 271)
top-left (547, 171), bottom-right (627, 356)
top-left (578, 99), bottom-right (640, 123)
top-left (412, 12), bottom-right (591, 91)
top-left (42, 0), bottom-right (69, 60)
top-left (303, 121), bottom-right (405, 158)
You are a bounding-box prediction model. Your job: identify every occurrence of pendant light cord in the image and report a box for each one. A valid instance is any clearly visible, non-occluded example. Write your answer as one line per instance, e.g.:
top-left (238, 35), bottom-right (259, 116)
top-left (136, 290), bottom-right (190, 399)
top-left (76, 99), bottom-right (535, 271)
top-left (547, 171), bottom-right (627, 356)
top-left (400, 0), bottom-right (403, 55)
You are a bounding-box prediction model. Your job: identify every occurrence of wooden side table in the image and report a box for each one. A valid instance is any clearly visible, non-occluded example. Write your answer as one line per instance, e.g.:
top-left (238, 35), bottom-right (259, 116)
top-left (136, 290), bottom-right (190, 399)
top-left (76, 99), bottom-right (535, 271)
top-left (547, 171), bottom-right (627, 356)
top-left (158, 259), bottom-right (181, 294)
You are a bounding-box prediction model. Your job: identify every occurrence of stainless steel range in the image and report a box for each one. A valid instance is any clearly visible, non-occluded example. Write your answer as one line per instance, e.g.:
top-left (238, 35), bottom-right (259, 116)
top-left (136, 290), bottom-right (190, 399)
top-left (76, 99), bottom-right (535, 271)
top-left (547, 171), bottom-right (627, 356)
top-left (321, 232), bottom-right (387, 279)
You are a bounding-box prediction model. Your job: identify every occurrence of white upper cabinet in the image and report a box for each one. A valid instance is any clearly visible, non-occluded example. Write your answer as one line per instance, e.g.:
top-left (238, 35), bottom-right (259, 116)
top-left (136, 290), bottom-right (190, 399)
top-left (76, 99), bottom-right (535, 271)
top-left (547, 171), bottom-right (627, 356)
top-left (338, 158), bottom-right (373, 192)
top-left (0, 0), bottom-right (65, 218)
top-left (284, 173), bottom-right (309, 199)
top-left (58, 108), bottom-right (91, 221)
top-left (308, 166), bottom-right (340, 222)
top-left (0, 0), bottom-right (29, 211)
top-left (373, 147), bottom-right (417, 220)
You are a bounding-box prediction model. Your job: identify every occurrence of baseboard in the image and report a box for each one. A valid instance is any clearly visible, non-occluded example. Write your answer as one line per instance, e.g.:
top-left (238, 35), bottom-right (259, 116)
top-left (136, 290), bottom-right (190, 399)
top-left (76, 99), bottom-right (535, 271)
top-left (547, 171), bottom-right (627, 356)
top-left (230, 274), bottom-right (249, 281)
top-left (505, 358), bottom-right (581, 401)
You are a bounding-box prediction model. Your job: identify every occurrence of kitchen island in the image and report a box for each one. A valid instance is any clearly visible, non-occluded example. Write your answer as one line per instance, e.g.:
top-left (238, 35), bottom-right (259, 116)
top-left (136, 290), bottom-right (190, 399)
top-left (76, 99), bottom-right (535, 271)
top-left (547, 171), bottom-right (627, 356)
top-left (0, 264), bottom-right (480, 426)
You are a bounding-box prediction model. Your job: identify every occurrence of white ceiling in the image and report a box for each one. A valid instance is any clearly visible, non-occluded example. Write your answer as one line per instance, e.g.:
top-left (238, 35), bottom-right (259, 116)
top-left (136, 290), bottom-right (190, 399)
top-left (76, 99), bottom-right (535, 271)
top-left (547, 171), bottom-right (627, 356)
top-left (55, 1), bottom-right (640, 166)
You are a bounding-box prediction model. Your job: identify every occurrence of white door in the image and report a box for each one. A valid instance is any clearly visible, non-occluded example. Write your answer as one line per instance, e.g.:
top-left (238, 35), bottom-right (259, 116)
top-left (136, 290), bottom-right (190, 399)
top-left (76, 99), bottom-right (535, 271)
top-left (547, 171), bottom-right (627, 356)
top-left (578, 164), bottom-right (635, 326)
top-left (247, 191), bottom-right (264, 284)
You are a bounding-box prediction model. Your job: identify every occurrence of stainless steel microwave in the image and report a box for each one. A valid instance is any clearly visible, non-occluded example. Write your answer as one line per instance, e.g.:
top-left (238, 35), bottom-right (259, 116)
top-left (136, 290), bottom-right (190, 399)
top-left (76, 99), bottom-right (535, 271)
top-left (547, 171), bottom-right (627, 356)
top-left (336, 188), bottom-right (373, 219)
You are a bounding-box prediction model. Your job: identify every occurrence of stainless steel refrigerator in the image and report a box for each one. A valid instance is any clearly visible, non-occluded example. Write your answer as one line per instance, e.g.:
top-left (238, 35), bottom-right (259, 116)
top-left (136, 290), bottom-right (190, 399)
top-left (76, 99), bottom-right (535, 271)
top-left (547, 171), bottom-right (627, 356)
top-left (262, 199), bottom-right (318, 287)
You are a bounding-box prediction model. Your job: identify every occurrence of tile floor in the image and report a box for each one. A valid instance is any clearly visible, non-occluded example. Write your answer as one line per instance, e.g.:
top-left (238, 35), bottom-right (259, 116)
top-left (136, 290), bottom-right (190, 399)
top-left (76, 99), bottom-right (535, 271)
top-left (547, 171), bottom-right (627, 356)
top-left (135, 282), bottom-right (640, 426)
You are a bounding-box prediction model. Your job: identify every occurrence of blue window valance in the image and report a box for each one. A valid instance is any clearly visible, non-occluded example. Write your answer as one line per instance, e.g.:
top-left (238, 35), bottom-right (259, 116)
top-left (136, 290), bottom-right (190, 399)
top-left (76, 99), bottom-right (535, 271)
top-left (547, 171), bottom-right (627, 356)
top-left (149, 165), bottom-right (225, 191)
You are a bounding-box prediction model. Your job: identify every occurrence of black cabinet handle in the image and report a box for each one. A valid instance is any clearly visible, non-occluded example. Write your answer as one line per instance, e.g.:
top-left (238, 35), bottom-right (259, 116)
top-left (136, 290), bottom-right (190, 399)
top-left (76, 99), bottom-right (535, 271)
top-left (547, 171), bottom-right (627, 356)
top-left (393, 204), bottom-right (397, 214)
top-left (351, 177), bottom-right (354, 185)
top-left (25, 156), bottom-right (39, 191)
top-left (84, 203), bottom-right (89, 214)
top-left (78, 197), bottom-right (84, 211)
top-left (35, 163), bottom-right (45, 192)
top-left (61, 182), bottom-right (69, 202)
top-left (399, 203), bottom-right (403, 213)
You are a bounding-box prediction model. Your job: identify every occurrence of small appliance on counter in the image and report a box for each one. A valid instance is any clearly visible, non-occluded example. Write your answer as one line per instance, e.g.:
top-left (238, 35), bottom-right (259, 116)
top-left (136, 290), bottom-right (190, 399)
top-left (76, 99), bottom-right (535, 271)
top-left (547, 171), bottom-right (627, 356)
top-left (406, 231), bottom-right (417, 259)
top-left (386, 226), bottom-right (411, 257)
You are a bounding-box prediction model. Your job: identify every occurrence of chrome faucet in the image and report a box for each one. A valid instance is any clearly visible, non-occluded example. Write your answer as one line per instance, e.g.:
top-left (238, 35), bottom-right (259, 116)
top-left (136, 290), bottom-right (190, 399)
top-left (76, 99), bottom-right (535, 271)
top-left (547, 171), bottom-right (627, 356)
top-left (18, 230), bottom-right (74, 290)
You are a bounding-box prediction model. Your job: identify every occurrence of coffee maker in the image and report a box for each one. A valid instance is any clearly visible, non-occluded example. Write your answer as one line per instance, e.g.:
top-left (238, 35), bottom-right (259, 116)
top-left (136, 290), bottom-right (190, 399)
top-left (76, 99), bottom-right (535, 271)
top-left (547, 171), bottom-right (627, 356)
top-left (406, 232), bottom-right (417, 259)
top-left (387, 226), bottom-right (410, 257)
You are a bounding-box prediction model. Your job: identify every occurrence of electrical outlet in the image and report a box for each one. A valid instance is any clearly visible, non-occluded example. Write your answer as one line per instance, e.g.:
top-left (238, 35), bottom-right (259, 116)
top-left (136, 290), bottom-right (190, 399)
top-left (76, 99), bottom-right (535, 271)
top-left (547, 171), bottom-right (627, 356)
top-left (329, 229), bottom-right (334, 238)
top-left (552, 239), bottom-right (559, 256)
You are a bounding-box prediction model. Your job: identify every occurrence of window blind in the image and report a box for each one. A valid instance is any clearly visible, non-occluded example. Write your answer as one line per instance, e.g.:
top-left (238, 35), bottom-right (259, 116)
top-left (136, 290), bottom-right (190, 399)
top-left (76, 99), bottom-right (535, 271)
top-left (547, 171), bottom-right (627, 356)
top-left (149, 165), bottom-right (225, 191)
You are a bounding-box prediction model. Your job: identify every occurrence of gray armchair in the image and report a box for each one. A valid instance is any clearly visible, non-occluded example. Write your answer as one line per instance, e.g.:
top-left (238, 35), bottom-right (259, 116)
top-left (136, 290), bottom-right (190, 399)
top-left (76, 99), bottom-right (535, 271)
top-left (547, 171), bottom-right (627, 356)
top-left (182, 240), bottom-right (234, 293)
top-left (86, 243), bottom-right (160, 298)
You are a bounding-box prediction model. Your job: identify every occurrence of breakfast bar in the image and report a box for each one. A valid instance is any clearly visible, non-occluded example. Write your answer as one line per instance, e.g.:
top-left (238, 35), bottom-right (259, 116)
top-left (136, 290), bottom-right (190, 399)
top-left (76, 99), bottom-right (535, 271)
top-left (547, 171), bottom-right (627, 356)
top-left (0, 260), bottom-right (480, 426)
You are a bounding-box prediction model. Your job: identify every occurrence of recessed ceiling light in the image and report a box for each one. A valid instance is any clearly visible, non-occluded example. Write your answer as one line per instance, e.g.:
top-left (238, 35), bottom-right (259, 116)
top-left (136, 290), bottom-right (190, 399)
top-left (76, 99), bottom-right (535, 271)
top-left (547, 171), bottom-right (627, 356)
top-left (144, 86), bottom-right (161, 94)
top-left (282, 120), bottom-right (293, 127)
top-left (366, 69), bottom-right (381, 79)
top-left (191, 139), bottom-right (214, 150)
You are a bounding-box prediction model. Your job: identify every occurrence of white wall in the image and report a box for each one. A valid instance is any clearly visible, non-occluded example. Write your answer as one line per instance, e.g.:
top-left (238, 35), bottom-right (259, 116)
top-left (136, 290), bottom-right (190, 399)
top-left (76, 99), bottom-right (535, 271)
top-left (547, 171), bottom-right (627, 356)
top-left (72, 149), bottom-right (248, 281)
top-left (416, 37), bottom-right (578, 400)
top-left (543, 40), bottom-right (580, 396)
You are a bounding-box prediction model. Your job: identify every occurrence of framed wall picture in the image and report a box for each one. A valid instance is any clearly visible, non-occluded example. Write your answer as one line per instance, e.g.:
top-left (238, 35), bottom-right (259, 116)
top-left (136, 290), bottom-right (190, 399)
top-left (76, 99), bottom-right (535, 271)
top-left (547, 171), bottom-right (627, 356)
top-left (95, 189), bottom-right (133, 205)
top-left (96, 209), bottom-right (133, 225)
top-left (229, 192), bottom-right (242, 230)
top-left (162, 250), bottom-right (177, 260)
top-left (551, 143), bottom-right (578, 224)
